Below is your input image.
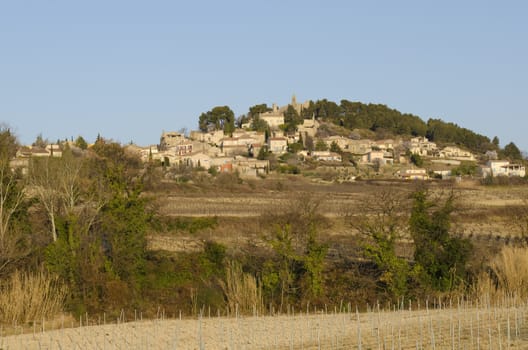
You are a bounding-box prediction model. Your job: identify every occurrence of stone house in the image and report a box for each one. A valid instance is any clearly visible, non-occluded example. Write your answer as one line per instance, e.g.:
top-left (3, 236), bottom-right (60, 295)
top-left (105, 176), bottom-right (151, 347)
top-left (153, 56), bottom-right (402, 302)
top-left (16, 145), bottom-right (63, 158)
top-left (297, 117), bottom-right (320, 139)
top-left (46, 144), bottom-right (62, 157)
top-left (135, 145), bottom-right (160, 162)
top-left (232, 156), bottom-right (269, 177)
top-left (286, 133), bottom-right (300, 145)
top-left (373, 139), bottom-right (396, 151)
top-left (404, 137), bottom-right (437, 156)
top-left (219, 135), bottom-right (260, 156)
top-left (361, 150), bottom-right (393, 165)
top-left (173, 142), bottom-right (193, 156)
top-left (189, 130), bottom-right (225, 145)
top-left (268, 137), bottom-right (288, 154)
top-left (160, 131), bottom-right (187, 150)
top-left (159, 131), bottom-right (194, 156)
top-left (312, 151), bottom-right (342, 162)
top-left (17, 146), bottom-right (52, 158)
top-left (346, 139), bottom-right (374, 154)
top-left (259, 106), bottom-right (285, 129)
top-left (237, 135), bottom-right (259, 147)
top-left (323, 136), bottom-right (351, 151)
top-left (185, 152), bottom-right (212, 169)
top-left (439, 146), bottom-right (475, 161)
top-left (258, 95), bottom-right (310, 129)
top-left (433, 169), bottom-right (452, 179)
top-left (156, 151), bottom-right (178, 167)
top-left (397, 168), bottom-right (429, 180)
top-left (15, 147), bottom-right (33, 158)
top-left (322, 136), bottom-right (375, 154)
top-left (232, 130), bottom-right (265, 145)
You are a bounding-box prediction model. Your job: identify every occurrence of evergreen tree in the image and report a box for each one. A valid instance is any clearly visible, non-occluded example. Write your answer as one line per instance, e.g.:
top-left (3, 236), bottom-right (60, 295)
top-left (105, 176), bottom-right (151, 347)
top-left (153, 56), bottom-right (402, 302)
top-left (330, 141), bottom-right (342, 153)
top-left (503, 142), bottom-right (522, 160)
top-left (283, 105), bottom-right (302, 132)
top-left (198, 106), bottom-right (236, 134)
top-left (409, 189), bottom-right (472, 292)
top-left (75, 136), bottom-right (88, 150)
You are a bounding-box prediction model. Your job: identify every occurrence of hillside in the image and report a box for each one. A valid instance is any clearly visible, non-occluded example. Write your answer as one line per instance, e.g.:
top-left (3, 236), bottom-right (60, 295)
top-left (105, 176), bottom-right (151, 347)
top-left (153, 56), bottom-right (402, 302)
top-left (269, 98), bottom-right (500, 155)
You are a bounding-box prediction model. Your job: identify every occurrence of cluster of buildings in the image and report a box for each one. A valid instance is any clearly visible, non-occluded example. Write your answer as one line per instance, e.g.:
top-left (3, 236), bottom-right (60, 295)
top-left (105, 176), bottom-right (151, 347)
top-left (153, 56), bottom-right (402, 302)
top-left (127, 96), bottom-right (325, 177)
top-left (7, 96), bottom-right (526, 180)
top-left (131, 130), bottom-right (270, 177)
top-left (9, 144), bottom-right (63, 175)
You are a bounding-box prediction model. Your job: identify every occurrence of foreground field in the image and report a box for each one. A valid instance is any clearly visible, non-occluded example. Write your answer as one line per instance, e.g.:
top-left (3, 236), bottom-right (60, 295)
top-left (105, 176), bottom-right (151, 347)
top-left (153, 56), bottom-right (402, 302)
top-left (3, 299), bottom-right (528, 349)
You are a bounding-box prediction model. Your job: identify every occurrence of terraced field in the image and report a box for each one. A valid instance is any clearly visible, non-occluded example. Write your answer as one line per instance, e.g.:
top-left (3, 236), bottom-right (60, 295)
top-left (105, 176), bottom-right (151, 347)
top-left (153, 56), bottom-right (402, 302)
top-left (150, 179), bottom-right (528, 255)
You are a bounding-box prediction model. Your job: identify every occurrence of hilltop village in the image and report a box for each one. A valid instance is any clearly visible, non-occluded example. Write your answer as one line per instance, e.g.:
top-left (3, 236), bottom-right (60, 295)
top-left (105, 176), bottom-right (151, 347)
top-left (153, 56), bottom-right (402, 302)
top-left (10, 96), bottom-right (526, 181)
top-left (3, 97), bottom-right (528, 336)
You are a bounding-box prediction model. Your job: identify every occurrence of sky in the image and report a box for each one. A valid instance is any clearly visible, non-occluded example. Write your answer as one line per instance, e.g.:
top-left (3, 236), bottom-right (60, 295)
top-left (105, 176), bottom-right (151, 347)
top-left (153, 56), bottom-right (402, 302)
top-left (1, 1), bottom-right (527, 152)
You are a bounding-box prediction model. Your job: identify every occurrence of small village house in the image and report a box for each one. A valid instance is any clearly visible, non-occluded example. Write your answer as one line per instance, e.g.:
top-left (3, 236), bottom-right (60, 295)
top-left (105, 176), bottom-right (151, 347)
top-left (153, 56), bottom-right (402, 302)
top-left (397, 168), bottom-right (429, 180)
top-left (439, 146), bottom-right (475, 161)
top-left (268, 137), bottom-right (288, 154)
top-left (481, 160), bottom-right (526, 178)
top-left (312, 151), bottom-right (342, 162)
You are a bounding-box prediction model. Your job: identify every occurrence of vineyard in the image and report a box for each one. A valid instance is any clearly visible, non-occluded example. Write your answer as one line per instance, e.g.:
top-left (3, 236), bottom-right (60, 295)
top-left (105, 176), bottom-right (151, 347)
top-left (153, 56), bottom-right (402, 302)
top-left (2, 296), bottom-right (528, 349)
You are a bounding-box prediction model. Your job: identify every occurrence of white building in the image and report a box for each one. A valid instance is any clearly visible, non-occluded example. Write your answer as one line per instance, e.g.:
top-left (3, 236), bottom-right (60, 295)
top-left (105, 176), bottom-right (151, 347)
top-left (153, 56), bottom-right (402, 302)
top-left (312, 151), bottom-right (342, 162)
top-left (397, 168), bottom-right (429, 180)
top-left (481, 160), bottom-right (526, 178)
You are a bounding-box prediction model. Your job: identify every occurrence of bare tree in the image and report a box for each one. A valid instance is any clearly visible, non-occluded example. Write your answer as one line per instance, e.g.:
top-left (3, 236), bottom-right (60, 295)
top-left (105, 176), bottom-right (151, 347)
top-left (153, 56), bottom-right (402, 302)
top-left (58, 150), bottom-right (83, 214)
top-left (29, 157), bottom-right (61, 241)
top-left (0, 128), bottom-right (29, 275)
top-left (29, 151), bottom-right (109, 242)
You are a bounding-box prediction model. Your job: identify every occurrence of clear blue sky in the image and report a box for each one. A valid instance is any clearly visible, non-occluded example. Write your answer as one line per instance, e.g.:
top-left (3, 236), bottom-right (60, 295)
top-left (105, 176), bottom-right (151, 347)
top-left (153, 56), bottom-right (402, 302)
top-left (1, 1), bottom-right (527, 152)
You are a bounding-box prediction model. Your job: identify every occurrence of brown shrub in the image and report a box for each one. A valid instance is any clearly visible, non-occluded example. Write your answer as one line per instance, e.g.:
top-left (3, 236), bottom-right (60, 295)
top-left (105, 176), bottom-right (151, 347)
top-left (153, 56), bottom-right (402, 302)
top-left (0, 268), bottom-right (67, 324)
top-left (219, 260), bottom-right (263, 315)
top-left (473, 246), bottom-right (528, 301)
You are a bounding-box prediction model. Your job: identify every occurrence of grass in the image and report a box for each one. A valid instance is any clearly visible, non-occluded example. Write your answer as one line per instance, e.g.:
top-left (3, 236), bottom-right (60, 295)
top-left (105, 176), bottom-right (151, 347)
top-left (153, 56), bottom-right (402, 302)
top-left (219, 260), bottom-right (263, 316)
top-left (474, 246), bottom-right (528, 301)
top-left (0, 268), bottom-right (66, 324)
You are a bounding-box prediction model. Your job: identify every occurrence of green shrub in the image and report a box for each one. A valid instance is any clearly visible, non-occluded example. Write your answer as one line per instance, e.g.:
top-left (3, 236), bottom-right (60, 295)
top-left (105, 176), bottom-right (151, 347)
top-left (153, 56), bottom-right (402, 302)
top-left (277, 164), bottom-right (300, 174)
top-left (409, 189), bottom-right (472, 292)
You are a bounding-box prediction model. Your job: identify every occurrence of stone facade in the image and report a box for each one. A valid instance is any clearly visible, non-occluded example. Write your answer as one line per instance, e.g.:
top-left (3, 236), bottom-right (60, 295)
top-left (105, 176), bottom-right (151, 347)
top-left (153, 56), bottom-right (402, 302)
top-left (268, 137), bottom-right (288, 154)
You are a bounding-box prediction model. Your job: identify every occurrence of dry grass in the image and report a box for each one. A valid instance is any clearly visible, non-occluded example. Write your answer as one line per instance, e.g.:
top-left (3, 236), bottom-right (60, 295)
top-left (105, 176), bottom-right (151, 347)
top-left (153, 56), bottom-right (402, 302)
top-left (0, 268), bottom-right (67, 324)
top-left (475, 246), bottom-right (528, 302)
top-left (219, 260), bottom-right (263, 316)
